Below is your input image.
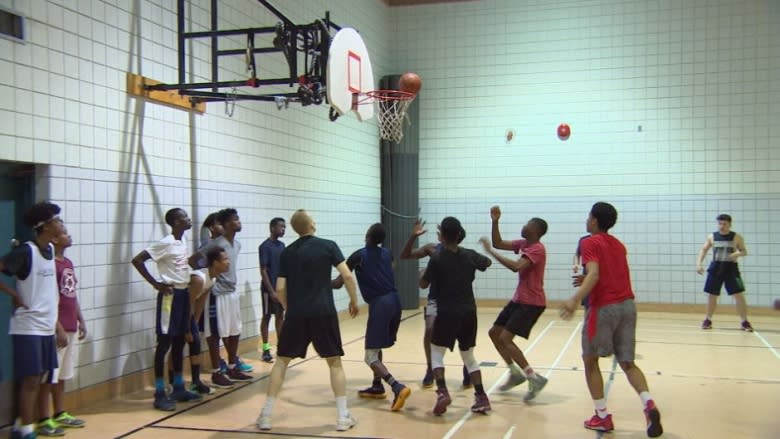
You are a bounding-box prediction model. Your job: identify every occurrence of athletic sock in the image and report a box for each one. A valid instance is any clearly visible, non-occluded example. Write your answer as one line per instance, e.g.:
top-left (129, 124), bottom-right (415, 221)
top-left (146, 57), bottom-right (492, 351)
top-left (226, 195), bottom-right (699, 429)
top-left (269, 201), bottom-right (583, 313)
top-left (262, 396), bottom-right (276, 415)
top-left (336, 396), bottom-right (349, 418)
top-left (594, 398), bottom-right (608, 418)
top-left (173, 373), bottom-right (185, 390)
top-left (155, 377), bottom-right (165, 392)
top-left (191, 365), bottom-right (201, 384)
top-left (262, 342), bottom-right (271, 351)
top-left (474, 384), bottom-right (485, 395)
top-left (383, 374), bottom-right (397, 386)
top-left (639, 391), bottom-right (653, 407)
top-left (19, 424), bottom-right (34, 436)
top-left (523, 366), bottom-right (537, 378)
top-left (508, 362), bottom-right (523, 376)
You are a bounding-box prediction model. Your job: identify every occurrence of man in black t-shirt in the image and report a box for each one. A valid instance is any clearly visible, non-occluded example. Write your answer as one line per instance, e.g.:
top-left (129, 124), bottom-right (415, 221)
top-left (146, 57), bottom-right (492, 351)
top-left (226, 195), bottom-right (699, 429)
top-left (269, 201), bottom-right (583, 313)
top-left (256, 210), bottom-right (360, 433)
top-left (420, 216), bottom-right (492, 416)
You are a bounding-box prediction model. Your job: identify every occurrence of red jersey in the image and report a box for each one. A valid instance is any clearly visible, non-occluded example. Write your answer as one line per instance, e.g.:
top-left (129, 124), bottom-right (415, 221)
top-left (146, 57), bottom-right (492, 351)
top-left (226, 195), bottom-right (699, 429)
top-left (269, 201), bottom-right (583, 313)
top-left (580, 233), bottom-right (634, 338)
top-left (511, 239), bottom-right (546, 306)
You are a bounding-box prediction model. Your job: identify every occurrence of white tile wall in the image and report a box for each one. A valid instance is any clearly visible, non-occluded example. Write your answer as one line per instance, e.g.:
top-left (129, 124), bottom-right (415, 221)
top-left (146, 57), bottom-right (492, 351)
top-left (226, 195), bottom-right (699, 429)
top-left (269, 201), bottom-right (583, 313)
top-left (394, 0), bottom-right (780, 307)
top-left (3, 0), bottom-right (390, 390)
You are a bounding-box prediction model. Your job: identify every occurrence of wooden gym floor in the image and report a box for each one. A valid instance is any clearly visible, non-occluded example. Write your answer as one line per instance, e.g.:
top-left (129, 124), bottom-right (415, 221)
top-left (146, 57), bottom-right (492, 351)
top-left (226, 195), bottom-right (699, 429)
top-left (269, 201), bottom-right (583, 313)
top-left (6, 307), bottom-right (780, 438)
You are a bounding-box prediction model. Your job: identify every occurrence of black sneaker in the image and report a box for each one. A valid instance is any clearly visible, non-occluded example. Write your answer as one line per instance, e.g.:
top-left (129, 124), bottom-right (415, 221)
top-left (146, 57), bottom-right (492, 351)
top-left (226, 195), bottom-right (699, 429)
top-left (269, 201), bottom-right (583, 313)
top-left (391, 385), bottom-right (411, 411)
top-left (190, 381), bottom-right (215, 395)
top-left (227, 367), bottom-right (253, 381)
top-left (422, 369), bottom-right (434, 388)
top-left (358, 385), bottom-right (387, 399)
top-left (262, 350), bottom-right (274, 363)
top-left (170, 388), bottom-right (203, 403)
top-left (211, 371), bottom-right (235, 389)
top-left (153, 390), bottom-right (176, 411)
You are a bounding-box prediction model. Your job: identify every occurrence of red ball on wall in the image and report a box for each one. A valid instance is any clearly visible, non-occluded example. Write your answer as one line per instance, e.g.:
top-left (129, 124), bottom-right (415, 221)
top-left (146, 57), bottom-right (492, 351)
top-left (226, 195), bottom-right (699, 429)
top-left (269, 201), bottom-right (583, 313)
top-left (557, 123), bottom-right (571, 140)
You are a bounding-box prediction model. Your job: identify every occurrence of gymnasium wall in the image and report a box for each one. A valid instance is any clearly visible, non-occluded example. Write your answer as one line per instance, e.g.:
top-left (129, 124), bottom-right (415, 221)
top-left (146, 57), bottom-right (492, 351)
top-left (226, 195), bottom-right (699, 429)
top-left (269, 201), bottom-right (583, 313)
top-left (0, 0), bottom-right (390, 390)
top-left (393, 0), bottom-right (780, 306)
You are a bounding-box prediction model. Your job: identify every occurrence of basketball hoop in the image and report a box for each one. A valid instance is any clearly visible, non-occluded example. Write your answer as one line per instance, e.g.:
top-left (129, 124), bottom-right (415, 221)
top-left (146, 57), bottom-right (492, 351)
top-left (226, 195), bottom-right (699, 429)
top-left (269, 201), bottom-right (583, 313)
top-left (354, 90), bottom-right (416, 143)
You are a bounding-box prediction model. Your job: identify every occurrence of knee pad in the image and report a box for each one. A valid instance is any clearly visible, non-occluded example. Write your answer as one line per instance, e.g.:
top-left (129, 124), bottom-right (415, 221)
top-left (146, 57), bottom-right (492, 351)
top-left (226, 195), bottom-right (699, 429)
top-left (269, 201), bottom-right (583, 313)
top-left (430, 344), bottom-right (447, 369)
top-left (364, 348), bottom-right (380, 366)
top-left (459, 348), bottom-right (480, 373)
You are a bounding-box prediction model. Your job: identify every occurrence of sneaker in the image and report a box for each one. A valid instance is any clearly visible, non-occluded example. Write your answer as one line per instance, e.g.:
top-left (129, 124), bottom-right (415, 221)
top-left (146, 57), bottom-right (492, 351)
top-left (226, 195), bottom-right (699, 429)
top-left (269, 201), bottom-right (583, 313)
top-left (256, 411), bottom-right (272, 430)
top-left (741, 320), bottom-right (754, 332)
top-left (358, 385), bottom-right (387, 399)
top-left (170, 388), bottom-right (203, 403)
top-left (523, 375), bottom-right (548, 402)
top-left (153, 390), bottom-right (176, 411)
top-left (37, 419), bottom-right (65, 437)
top-left (498, 372), bottom-right (527, 392)
top-left (462, 366), bottom-right (473, 389)
top-left (701, 318), bottom-right (712, 329)
top-left (190, 381), bottom-right (215, 395)
top-left (53, 412), bottom-right (85, 428)
top-left (421, 369), bottom-right (434, 388)
top-left (644, 400), bottom-right (663, 438)
top-left (262, 350), bottom-right (274, 363)
top-left (335, 414), bottom-right (357, 431)
top-left (227, 367), bottom-right (253, 381)
top-left (584, 412), bottom-right (614, 432)
top-left (471, 393), bottom-right (491, 414)
top-left (391, 385), bottom-right (411, 411)
top-left (211, 370), bottom-right (235, 388)
top-left (20, 433), bottom-right (38, 439)
top-left (236, 357), bottom-right (254, 373)
top-left (432, 388), bottom-right (452, 416)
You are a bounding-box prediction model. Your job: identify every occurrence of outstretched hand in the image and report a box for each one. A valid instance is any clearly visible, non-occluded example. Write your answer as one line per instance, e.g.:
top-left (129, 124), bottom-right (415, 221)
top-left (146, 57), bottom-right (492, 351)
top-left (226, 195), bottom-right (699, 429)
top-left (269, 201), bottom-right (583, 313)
top-left (412, 218), bottom-right (427, 237)
top-left (559, 298), bottom-right (577, 320)
top-left (479, 236), bottom-right (492, 252)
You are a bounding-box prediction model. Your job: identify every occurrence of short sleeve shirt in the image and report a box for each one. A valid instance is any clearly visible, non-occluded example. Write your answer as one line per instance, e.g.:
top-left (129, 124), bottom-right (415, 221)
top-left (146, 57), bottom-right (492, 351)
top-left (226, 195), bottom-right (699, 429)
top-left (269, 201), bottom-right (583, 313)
top-left (422, 247), bottom-right (491, 311)
top-left (511, 239), bottom-right (546, 306)
top-left (259, 238), bottom-right (285, 293)
top-left (145, 234), bottom-right (191, 289)
top-left (280, 236), bottom-right (345, 317)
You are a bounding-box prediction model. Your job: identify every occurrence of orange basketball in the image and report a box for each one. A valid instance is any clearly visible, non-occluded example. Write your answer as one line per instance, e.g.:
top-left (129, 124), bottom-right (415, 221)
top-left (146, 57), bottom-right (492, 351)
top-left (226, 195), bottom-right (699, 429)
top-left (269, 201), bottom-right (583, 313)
top-left (399, 72), bottom-right (422, 94)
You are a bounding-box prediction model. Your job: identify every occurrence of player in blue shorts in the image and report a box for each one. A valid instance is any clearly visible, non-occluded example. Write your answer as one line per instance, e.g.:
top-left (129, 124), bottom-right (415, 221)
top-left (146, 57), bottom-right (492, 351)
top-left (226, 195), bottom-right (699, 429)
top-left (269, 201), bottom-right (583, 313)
top-left (333, 223), bottom-right (411, 411)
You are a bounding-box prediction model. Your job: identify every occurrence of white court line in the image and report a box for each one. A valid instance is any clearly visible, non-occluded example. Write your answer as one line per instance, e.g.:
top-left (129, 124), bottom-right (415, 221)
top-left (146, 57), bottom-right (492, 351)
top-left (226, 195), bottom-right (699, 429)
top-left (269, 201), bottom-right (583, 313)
top-left (543, 320), bottom-right (582, 379)
top-left (501, 425), bottom-right (516, 439)
top-left (441, 320), bottom-right (557, 439)
top-left (753, 330), bottom-right (780, 361)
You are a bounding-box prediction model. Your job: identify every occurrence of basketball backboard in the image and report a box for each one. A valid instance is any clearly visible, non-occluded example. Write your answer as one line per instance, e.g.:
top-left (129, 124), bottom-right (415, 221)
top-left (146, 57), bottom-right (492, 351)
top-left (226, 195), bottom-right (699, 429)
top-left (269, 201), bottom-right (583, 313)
top-left (327, 28), bottom-right (374, 121)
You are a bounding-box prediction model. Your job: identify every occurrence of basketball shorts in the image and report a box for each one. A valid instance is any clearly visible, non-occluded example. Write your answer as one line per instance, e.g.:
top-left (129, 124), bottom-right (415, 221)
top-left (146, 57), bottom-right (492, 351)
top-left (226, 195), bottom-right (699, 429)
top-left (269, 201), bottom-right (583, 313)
top-left (581, 299), bottom-right (636, 362)
top-left (431, 307), bottom-right (477, 351)
top-left (205, 291), bottom-right (242, 338)
top-left (493, 301), bottom-right (545, 339)
top-left (262, 290), bottom-right (284, 317)
top-left (277, 314), bottom-right (344, 359)
top-left (156, 288), bottom-right (190, 336)
top-left (424, 298), bottom-right (438, 318)
top-left (13, 334), bottom-right (58, 381)
top-left (704, 272), bottom-right (745, 296)
top-left (52, 332), bottom-right (78, 382)
top-left (365, 292), bottom-right (402, 349)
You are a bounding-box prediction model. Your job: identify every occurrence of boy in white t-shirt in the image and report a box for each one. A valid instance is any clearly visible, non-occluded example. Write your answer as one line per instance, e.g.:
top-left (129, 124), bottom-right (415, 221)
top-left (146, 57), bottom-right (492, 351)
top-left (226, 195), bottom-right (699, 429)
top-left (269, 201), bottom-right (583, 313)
top-left (131, 208), bottom-right (202, 411)
top-left (0, 202), bottom-right (68, 439)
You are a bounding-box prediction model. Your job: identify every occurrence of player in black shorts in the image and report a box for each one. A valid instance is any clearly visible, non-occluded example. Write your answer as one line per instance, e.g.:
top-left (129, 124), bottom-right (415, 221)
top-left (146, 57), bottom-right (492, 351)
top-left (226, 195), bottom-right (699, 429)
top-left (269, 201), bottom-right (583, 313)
top-left (258, 217), bottom-right (286, 362)
top-left (420, 217), bottom-right (492, 416)
top-left (256, 210), bottom-right (360, 432)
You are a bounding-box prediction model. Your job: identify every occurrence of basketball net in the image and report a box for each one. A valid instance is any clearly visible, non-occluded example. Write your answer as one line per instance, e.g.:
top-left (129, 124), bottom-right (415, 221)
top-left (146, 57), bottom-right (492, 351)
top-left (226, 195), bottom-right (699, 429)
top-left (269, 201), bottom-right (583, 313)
top-left (361, 90), bottom-right (416, 143)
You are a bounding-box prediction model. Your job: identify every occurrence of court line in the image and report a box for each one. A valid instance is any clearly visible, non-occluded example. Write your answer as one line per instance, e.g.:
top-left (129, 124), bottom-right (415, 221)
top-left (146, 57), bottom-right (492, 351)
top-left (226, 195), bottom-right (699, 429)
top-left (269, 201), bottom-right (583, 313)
top-left (149, 424), bottom-right (387, 438)
top-left (544, 320), bottom-right (583, 379)
top-left (501, 425), bottom-right (516, 439)
top-left (116, 311), bottom-right (424, 438)
top-left (752, 330), bottom-right (780, 362)
top-left (441, 319), bottom-right (560, 439)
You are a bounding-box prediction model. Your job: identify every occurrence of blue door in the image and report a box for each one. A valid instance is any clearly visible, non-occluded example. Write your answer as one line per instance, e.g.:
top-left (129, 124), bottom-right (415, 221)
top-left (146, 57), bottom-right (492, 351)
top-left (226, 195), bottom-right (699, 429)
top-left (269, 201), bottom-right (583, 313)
top-left (0, 199), bottom-right (15, 425)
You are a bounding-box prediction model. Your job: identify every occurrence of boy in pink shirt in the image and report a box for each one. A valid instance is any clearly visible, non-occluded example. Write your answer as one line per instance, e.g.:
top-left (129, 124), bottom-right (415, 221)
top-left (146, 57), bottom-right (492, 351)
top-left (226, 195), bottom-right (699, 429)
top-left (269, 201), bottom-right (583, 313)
top-left (480, 205), bottom-right (549, 402)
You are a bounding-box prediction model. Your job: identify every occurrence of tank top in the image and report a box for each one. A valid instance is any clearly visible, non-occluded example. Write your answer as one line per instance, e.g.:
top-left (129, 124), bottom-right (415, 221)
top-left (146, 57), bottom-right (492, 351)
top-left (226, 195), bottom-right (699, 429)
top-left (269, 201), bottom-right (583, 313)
top-left (709, 232), bottom-right (738, 276)
top-left (10, 242), bottom-right (58, 335)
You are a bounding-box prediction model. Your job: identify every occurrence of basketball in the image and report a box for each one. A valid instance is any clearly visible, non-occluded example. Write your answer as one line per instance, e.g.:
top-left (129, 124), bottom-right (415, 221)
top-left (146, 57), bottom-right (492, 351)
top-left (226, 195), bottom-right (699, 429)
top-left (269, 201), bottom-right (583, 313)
top-left (557, 123), bottom-right (571, 140)
top-left (399, 72), bottom-right (422, 95)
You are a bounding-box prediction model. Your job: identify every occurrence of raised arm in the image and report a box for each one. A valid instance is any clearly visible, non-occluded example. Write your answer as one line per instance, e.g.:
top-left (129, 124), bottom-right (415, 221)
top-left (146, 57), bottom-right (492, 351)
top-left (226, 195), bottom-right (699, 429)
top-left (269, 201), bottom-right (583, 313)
top-left (490, 206), bottom-right (514, 250)
top-left (400, 218), bottom-right (438, 259)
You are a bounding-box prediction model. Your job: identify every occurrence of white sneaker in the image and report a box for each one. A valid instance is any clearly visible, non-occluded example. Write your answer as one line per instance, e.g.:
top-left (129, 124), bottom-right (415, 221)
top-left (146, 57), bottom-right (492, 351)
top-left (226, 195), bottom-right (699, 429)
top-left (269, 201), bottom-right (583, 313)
top-left (336, 414), bottom-right (357, 431)
top-left (498, 372), bottom-right (527, 392)
top-left (524, 375), bottom-right (548, 402)
top-left (255, 412), bottom-right (272, 430)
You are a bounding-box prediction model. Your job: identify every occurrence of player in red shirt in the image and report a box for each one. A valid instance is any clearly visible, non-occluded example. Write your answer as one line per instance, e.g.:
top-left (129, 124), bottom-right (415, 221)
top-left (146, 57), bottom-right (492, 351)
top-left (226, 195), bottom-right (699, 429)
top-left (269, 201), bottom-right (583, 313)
top-left (560, 202), bottom-right (663, 438)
